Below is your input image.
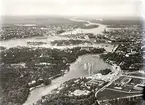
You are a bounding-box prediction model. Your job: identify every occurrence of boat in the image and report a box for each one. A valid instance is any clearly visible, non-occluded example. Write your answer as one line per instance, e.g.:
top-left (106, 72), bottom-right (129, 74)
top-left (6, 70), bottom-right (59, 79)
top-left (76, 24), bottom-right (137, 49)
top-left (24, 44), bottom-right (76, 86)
top-left (35, 37), bottom-right (47, 39)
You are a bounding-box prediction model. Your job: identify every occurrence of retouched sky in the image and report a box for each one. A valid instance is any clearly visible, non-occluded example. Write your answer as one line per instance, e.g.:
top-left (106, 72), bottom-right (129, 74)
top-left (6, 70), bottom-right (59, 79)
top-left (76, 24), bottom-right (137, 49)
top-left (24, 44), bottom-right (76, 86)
top-left (0, 0), bottom-right (143, 17)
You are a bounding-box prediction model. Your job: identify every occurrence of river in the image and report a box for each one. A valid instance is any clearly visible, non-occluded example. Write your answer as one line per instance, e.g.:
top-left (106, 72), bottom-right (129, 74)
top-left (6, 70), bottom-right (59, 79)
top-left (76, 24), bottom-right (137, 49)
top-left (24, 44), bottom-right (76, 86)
top-left (0, 18), bottom-right (114, 105)
top-left (22, 18), bottom-right (114, 105)
top-left (0, 18), bottom-right (108, 49)
top-left (61, 18), bottom-right (107, 35)
top-left (23, 55), bottom-right (112, 105)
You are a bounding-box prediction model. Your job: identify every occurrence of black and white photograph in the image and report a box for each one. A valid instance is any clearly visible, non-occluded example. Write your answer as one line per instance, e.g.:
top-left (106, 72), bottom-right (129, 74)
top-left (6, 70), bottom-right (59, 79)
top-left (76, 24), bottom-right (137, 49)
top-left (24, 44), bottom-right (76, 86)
top-left (0, 0), bottom-right (145, 105)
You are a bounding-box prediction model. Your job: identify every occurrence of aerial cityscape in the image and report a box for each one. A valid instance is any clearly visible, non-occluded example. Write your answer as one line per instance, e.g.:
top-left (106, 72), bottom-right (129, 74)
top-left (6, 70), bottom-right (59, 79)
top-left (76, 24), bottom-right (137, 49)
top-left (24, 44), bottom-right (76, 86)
top-left (0, 0), bottom-right (145, 105)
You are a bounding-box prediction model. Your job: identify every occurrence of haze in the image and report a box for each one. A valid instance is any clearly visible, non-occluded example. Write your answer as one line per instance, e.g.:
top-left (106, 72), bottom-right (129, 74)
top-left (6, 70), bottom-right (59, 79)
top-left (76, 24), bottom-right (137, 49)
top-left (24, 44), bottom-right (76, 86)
top-left (0, 0), bottom-right (143, 17)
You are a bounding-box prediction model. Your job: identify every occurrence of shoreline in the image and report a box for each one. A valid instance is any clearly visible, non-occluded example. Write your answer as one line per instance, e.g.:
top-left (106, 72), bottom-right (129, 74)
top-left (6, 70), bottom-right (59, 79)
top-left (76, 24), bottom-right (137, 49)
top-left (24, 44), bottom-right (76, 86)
top-left (1, 18), bottom-right (115, 105)
top-left (23, 53), bottom-right (115, 105)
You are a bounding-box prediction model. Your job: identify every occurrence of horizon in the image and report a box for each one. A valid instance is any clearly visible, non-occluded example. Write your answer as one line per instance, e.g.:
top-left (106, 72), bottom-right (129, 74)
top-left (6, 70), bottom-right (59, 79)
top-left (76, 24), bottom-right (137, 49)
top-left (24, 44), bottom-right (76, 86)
top-left (1, 0), bottom-right (143, 17)
top-left (0, 14), bottom-right (142, 19)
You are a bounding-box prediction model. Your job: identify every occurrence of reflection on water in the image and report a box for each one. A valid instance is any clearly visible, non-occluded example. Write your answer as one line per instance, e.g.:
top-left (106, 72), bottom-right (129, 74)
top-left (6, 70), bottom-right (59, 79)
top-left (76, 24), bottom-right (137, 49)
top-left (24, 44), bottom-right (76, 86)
top-left (1, 18), bottom-right (114, 105)
top-left (23, 55), bottom-right (112, 105)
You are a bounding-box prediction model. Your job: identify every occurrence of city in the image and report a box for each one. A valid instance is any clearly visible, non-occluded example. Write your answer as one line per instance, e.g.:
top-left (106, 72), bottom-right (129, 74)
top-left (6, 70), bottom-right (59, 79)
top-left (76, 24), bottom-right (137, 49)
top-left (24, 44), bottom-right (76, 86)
top-left (0, 16), bottom-right (144, 105)
top-left (0, 0), bottom-right (145, 105)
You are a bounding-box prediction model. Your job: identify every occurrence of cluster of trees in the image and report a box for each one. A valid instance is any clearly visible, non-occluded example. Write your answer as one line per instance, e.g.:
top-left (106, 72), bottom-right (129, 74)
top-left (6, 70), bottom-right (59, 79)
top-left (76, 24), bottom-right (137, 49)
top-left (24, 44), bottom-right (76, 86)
top-left (57, 78), bottom-right (91, 95)
top-left (1, 47), bottom-right (105, 64)
top-left (0, 65), bottom-right (30, 105)
top-left (101, 51), bottom-right (143, 71)
top-left (0, 46), bottom-right (105, 105)
top-left (0, 26), bottom-right (44, 40)
top-left (103, 26), bottom-right (142, 45)
top-left (35, 77), bottom-right (98, 105)
top-left (98, 69), bottom-right (112, 75)
top-left (51, 39), bottom-right (92, 46)
top-left (36, 93), bottom-right (98, 105)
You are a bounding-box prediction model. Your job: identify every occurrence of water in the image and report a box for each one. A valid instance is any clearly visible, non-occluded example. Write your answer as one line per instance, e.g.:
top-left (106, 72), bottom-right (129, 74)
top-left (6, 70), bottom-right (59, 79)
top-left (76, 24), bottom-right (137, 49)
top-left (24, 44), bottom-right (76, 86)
top-left (0, 18), bottom-right (113, 105)
top-left (23, 55), bottom-right (112, 105)
top-left (0, 18), bottom-right (107, 48)
top-left (0, 36), bottom-right (70, 48)
top-left (61, 18), bottom-right (106, 35)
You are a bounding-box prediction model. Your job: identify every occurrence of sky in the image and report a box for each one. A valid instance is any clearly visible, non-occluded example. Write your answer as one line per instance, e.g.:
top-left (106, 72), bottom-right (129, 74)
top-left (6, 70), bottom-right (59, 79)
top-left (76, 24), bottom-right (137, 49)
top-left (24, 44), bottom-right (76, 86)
top-left (0, 0), bottom-right (144, 17)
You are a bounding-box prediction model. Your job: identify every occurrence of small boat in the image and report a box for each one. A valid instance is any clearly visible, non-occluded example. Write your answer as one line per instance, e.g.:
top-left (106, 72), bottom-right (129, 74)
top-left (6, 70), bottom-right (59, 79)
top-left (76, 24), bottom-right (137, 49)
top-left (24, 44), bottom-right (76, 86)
top-left (27, 41), bottom-right (47, 45)
top-left (35, 37), bottom-right (47, 39)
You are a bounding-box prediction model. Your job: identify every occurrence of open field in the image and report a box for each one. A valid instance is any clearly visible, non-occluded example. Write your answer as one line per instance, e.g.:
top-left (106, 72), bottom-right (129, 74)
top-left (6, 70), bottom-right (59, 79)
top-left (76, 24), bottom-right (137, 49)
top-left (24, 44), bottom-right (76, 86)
top-left (97, 88), bottom-right (142, 101)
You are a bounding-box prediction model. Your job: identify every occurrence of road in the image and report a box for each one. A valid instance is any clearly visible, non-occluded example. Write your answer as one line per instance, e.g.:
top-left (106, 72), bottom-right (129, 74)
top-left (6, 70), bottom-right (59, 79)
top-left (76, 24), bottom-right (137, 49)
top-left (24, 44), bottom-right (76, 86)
top-left (95, 65), bottom-right (122, 97)
top-left (105, 87), bottom-right (141, 94)
top-left (122, 75), bottom-right (145, 79)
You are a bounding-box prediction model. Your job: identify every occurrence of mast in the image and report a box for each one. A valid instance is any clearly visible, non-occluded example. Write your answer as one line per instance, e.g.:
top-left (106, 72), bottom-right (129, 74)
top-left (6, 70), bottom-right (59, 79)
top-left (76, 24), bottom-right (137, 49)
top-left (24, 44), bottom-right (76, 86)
top-left (91, 63), bottom-right (94, 75)
top-left (88, 63), bottom-right (91, 75)
top-left (88, 62), bottom-right (93, 75)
